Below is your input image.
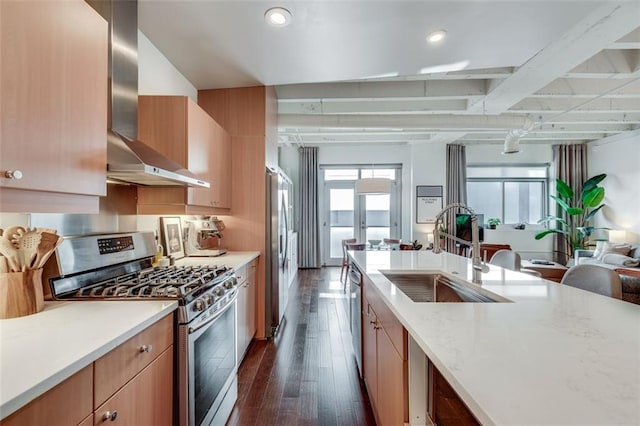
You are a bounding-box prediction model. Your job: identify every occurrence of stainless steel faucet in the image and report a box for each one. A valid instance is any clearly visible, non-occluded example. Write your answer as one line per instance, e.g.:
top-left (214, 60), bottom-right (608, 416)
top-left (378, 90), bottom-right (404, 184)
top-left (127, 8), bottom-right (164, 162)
top-left (432, 203), bottom-right (486, 284)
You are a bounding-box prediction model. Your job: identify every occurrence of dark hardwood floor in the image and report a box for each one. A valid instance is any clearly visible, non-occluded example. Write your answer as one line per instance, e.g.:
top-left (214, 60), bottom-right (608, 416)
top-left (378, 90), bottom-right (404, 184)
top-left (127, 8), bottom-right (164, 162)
top-left (227, 267), bottom-right (376, 426)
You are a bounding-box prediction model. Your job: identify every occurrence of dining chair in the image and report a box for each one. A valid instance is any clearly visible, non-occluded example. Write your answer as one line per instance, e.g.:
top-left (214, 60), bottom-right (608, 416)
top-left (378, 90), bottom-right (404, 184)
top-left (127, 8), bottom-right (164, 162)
top-left (478, 243), bottom-right (512, 262)
top-left (561, 264), bottom-right (622, 299)
top-left (489, 249), bottom-right (522, 271)
top-left (340, 238), bottom-right (357, 284)
top-left (345, 243), bottom-right (367, 251)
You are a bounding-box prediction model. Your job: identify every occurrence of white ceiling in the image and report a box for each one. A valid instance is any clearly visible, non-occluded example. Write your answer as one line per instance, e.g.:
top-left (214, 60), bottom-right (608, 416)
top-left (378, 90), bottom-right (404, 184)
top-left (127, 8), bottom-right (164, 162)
top-left (139, 1), bottom-right (640, 147)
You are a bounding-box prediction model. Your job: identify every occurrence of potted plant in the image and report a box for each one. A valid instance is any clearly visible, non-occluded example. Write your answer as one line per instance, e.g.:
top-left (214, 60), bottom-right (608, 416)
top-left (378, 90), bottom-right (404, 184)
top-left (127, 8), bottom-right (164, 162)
top-left (535, 174), bottom-right (608, 260)
top-left (487, 218), bottom-right (501, 229)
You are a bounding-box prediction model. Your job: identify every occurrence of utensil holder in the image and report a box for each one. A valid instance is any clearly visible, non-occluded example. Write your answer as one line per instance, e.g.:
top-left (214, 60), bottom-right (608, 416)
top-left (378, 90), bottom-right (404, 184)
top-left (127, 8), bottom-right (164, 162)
top-left (0, 269), bottom-right (45, 319)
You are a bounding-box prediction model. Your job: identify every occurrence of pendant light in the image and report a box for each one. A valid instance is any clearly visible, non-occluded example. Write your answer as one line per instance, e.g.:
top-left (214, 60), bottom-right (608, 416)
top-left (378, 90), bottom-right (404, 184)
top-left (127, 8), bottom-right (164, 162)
top-left (356, 167), bottom-right (391, 195)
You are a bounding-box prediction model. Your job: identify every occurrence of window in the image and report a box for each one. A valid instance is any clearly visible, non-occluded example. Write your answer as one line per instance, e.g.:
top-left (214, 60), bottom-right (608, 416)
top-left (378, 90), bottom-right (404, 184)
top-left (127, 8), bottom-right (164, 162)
top-left (466, 165), bottom-right (548, 224)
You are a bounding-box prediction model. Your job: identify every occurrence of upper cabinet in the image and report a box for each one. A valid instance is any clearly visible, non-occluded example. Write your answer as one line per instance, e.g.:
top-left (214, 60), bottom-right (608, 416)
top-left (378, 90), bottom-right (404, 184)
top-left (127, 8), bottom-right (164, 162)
top-left (0, 0), bottom-right (108, 213)
top-left (137, 96), bottom-right (231, 214)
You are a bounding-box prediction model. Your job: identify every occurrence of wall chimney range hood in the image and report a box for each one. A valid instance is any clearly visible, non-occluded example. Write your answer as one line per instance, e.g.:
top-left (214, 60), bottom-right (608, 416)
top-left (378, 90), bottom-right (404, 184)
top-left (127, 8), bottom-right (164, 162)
top-left (89, 0), bottom-right (209, 188)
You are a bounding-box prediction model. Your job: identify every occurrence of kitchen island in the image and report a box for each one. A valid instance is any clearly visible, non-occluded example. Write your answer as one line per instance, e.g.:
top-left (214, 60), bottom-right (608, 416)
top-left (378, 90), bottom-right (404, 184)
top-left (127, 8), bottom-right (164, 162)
top-left (350, 249), bottom-right (640, 425)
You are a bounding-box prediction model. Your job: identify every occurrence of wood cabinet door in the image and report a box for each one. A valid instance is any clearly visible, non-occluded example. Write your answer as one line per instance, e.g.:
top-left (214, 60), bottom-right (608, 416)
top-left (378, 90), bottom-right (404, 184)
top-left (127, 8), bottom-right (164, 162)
top-left (94, 347), bottom-right (173, 426)
top-left (247, 260), bottom-right (257, 340)
top-left (0, 365), bottom-right (93, 426)
top-left (210, 122), bottom-right (232, 209)
top-left (0, 0), bottom-right (107, 196)
top-left (236, 278), bottom-right (249, 360)
top-left (377, 328), bottom-right (407, 426)
top-left (187, 100), bottom-right (214, 207)
top-left (94, 314), bottom-right (174, 407)
top-left (362, 302), bottom-right (378, 412)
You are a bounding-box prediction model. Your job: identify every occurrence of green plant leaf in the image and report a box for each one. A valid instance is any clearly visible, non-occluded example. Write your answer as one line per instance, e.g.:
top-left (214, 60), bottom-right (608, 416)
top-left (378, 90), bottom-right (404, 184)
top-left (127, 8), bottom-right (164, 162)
top-left (535, 229), bottom-right (568, 240)
top-left (550, 195), bottom-right (571, 212)
top-left (577, 226), bottom-right (593, 237)
top-left (537, 216), bottom-right (569, 227)
top-left (555, 179), bottom-right (573, 198)
top-left (582, 187), bottom-right (605, 207)
top-left (584, 204), bottom-right (605, 222)
top-left (582, 174), bottom-right (606, 192)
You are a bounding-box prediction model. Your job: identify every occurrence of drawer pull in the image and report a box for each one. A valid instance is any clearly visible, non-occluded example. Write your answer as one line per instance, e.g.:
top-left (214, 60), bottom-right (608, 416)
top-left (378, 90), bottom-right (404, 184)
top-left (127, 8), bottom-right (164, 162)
top-left (4, 170), bottom-right (23, 180)
top-left (103, 410), bottom-right (118, 421)
top-left (139, 344), bottom-right (153, 353)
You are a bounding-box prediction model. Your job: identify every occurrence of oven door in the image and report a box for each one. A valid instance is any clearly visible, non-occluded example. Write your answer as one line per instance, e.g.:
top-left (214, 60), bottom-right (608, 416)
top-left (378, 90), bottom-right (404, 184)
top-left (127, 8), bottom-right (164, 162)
top-left (179, 295), bottom-right (237, 426)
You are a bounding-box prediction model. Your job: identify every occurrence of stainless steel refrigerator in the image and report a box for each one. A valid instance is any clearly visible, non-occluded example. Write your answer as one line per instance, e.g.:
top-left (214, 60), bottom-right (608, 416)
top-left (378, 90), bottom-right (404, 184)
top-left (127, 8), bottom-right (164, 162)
top-left (265, 167), bottom-right (292, 338)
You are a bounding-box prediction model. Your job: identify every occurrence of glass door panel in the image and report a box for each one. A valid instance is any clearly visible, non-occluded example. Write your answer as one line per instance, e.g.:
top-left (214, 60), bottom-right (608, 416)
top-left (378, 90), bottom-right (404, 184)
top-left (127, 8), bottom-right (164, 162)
top-left (328, 186), bottom-right (355, 261)
top-left (363, 194), bottom-right (390, 242)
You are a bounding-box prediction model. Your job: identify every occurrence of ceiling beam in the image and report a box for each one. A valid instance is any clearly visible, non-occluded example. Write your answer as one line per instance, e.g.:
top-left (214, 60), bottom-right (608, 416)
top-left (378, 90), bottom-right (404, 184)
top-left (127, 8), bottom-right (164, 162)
top-left (510, 97), bottom-right (640, 113)
top-left (532, 78), bottom-right (640, 98)
top-left (276, 80), bottom-right (486, 100)
top-left (278, 99), bottom-right (469, 114)
top-left (467, 2), bottom-right (640, 114)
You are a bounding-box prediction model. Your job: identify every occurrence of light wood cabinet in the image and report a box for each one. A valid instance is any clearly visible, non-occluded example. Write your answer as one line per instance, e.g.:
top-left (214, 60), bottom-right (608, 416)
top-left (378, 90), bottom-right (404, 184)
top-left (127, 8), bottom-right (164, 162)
top-left (94, 313), bottom-right (174, 407)
top-left (362, 276), bottom-right (408, 425)
top-left (137, 95), bottom-right (231, 214)
top-left (237, 259), bottom-right (258, 362)
top-left (0, 314), bottom-right (174, 426)
top-left (0, 0), bottom-right (108, 213)
top-left (0, 365), bottom-right (93, 426)
top-left (94, 347), bottom-right (173, 426)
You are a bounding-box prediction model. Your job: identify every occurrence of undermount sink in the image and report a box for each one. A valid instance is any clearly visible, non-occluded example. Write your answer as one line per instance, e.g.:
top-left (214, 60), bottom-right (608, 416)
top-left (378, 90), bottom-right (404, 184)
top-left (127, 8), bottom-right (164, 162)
top-left (380, 272), bottom-right (507, 303)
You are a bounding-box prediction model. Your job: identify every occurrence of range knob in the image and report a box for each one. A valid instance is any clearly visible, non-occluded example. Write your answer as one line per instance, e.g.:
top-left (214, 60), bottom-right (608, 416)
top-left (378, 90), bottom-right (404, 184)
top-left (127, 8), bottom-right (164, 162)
top-left (203, 294), bottom-right (214, 306)
top-left (224, 278), bottom-right (236, 289)
top-left (214, 287), bottom-right (225, 297)
top-left (194, 298), bottom-right (206, 312)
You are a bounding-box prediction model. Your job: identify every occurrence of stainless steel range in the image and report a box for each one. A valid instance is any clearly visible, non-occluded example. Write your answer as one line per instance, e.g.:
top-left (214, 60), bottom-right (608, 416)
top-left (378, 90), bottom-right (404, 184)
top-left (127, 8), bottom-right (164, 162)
top-left (44, 231), bottom-right (239, 426)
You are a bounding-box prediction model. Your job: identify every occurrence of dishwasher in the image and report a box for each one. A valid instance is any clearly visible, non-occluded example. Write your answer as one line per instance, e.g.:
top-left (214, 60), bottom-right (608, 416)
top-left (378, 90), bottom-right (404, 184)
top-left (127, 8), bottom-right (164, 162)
top-left (349, 262), bottom-right (363, 377)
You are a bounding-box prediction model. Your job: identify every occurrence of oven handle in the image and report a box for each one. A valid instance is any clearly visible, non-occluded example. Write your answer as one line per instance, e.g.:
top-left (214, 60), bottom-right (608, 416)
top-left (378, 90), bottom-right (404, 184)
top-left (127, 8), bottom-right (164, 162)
top-left (188, 290), bottom-right (238, 334)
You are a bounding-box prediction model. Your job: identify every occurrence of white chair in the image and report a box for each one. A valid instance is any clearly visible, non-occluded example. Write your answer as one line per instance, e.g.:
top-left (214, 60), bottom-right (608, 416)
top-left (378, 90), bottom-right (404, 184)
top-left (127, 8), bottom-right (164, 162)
top-left (561, 264), bottom-right (622, 299)
top-left (489, 249), bottom-right (522, 271)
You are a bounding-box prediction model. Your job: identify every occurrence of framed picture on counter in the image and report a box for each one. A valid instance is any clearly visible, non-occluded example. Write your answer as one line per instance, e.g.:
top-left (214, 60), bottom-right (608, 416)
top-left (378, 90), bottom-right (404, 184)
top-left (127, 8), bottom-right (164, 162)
top-left (416, 185), bottom-right (443, 223)
top-left (161, 216), bottom-right (185, 258)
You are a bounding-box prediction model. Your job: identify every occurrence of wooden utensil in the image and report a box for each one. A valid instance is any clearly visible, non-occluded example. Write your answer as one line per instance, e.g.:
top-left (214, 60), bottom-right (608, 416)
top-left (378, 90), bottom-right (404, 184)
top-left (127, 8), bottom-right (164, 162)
top-left (0, 269), bottom-right (45, 318)
top-left (33, 232), bottom-right (63, 269)
top-left (3, 226), bottom-right (26, 244)
top-left (0, 238), bottom-right (21, 272)
top-left (12, 228), bottom-right (42, 270)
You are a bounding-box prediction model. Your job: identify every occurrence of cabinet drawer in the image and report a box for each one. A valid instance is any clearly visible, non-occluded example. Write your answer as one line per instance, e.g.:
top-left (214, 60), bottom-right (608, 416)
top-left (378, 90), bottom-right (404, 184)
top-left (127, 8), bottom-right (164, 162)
top-left (94, 347), bottom-right (173, 426)
top-left (1, 365), bottom-right (93, 426)
top-left (363, 275), bottom-right (407, 360)
top-left (94, 314), bottom-right (174, 407)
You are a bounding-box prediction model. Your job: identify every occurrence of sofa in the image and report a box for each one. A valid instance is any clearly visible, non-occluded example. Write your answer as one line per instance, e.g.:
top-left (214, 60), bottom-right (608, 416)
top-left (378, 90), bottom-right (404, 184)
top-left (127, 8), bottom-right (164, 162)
top-left (575, 243), bottom-right (640, 304)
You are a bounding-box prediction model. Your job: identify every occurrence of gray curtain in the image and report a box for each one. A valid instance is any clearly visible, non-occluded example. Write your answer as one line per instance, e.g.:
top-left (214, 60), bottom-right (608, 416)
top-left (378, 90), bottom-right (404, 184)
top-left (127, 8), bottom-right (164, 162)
top-left (445, 144), bottom-right (467, 253)
top-left (298, 147), bottom-right (321, 268)
top-left (553, 144), bottom-right (588, 264)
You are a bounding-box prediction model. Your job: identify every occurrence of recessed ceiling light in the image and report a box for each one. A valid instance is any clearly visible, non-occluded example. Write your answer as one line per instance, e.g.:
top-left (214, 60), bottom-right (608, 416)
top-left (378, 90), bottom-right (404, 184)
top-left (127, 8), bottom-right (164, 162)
top-left (265, 7), bottom-right (292, 27)
top-left (427, 30), bottom-right (447, 44)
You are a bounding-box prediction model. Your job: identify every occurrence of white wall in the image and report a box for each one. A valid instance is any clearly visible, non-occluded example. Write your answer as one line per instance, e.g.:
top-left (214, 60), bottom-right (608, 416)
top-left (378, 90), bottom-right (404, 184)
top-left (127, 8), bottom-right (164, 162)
top-left (410, 142), bottom-right (447, 246)
top-left (466, 144), bottom-right (553, 164)
top-left (588, 130), bottom-right (640, 243)
top-left (138, 31), bottom-right (198, 101)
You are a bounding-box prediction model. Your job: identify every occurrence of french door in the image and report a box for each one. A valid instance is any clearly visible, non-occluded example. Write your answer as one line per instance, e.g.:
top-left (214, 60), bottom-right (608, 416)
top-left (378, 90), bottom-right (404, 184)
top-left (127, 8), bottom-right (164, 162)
top-left (321, 166), bottom-right (401, 266)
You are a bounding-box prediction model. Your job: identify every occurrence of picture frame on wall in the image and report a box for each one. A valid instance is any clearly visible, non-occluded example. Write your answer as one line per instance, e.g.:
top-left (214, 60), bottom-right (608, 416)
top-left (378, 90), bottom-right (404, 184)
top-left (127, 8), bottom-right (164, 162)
top-left (416, 185), bottom-right (443, 223)
top-left (161, 216), bottom-right (185, 259)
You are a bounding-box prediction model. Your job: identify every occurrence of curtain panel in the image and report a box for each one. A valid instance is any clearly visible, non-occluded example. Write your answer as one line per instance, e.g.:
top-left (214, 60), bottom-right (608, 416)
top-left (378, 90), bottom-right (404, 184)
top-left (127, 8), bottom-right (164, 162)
top-left (298, 147), bottom-right (321, 268)
top-left (552, 144), bottom-right (588, 264)
top-left (445, 144), bottom-right (467, 253)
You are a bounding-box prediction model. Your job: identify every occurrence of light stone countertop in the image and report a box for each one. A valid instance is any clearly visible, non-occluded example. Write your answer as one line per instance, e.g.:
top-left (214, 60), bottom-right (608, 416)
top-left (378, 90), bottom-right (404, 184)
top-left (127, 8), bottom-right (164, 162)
top-left (0, 300), bottom-right (177, 420)
top-left (175, 251), bottom-right (260, 270)
top-left (350, 249), bottom-right (640, 425)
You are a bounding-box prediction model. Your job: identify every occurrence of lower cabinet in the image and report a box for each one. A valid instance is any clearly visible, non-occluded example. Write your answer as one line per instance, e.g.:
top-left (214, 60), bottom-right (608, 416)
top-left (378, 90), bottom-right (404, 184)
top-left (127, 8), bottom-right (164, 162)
top-left (0, 365), bottom-right (93, 426)
top-left (236, 259), bottom-right (257, 362)
top-left (0, 313), bottom-right (174, 426)
top-left (94, 348), bottom-right (173, 426)
top-left (362, 276), bottom-right (408, 425)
